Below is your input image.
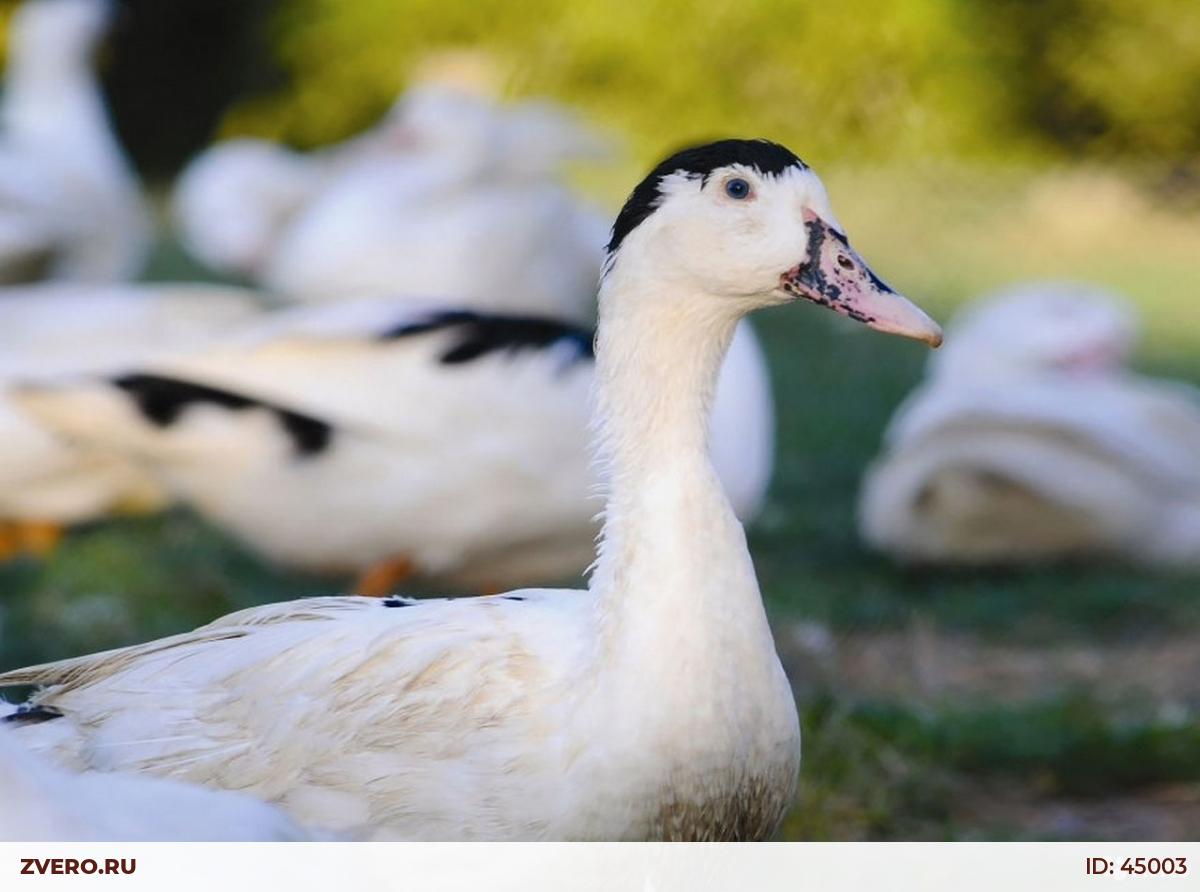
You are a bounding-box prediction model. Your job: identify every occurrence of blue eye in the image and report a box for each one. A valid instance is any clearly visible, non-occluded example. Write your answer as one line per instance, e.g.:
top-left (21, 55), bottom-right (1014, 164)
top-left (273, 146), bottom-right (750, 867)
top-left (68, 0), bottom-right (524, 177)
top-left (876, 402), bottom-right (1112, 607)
top-left (724, 177), bottom-right (751, 200)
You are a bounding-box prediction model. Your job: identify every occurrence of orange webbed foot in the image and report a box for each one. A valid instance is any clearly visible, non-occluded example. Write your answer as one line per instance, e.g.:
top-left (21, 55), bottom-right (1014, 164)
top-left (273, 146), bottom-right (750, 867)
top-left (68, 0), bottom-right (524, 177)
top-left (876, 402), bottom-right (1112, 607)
top-left (352, 555), bottom-right (417, 597)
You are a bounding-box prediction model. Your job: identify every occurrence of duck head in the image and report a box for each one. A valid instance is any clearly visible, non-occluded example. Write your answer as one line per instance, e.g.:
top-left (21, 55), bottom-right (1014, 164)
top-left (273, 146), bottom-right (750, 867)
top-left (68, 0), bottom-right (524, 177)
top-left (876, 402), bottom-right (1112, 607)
top-left (602, 138), bottom-right (942, 346)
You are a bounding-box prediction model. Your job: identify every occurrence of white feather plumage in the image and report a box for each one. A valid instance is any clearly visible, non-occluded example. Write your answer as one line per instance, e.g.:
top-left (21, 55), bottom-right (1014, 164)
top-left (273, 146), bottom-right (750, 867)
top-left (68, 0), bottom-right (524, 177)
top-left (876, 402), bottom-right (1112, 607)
top-left (261, 86), bottom-right (609, 320)
top-left (0, 284), bottom-right (262, 526)
top-left (0, 0), bottom-right (149, 283)
top-left (859, 282), bottom-right (1200, 565)
top-left (170, 139), bottom-right (326, 280)
top-left (0, 729), bottom-right (309, 841)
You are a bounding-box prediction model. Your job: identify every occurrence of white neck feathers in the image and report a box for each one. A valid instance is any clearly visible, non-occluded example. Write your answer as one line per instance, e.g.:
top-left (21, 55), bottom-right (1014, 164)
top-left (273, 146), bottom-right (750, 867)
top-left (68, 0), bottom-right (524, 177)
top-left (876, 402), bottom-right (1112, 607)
top-left (587, 268), bottom-right (774, 669)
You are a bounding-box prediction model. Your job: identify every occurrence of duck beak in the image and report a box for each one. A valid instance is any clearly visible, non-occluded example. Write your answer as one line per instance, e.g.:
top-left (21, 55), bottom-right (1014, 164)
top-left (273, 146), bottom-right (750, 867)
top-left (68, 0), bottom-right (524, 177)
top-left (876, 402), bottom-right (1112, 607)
top-left (779, 211), bottom-right (943, 347)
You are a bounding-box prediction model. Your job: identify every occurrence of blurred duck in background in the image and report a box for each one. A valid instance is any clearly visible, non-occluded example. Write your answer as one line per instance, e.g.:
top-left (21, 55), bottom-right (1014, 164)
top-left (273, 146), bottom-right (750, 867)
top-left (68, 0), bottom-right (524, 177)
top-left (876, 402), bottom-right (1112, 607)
top-left (170, 138), bottom-right (325, 282)
top-left (12, 295), bottom-right (772, 594)
top-left (172, 79), bottom-right (610, 321)
top-left (0, 729), bottom-right (308, 841)
top-left (0, 0), bottom-right (149, 283)
top-left (0, 283), bottom-right (262, 559)
top-left (168, 83), bottom-right (436, 282)
top-left (859, 281), bottom-right (1200, 566)
top-left (258, 83), bottom-right (610, 321)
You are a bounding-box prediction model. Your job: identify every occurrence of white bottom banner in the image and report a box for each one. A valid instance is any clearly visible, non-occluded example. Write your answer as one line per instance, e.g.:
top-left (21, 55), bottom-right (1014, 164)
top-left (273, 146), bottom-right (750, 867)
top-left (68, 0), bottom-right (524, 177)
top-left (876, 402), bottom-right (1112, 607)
top-left (3, 842), bottom-right (1196, 891)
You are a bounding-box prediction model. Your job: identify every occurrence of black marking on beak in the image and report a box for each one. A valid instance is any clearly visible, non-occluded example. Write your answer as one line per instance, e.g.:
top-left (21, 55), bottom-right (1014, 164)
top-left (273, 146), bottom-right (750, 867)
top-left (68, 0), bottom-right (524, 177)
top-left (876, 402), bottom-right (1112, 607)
top-left (790, 219), bottom-right (842, 305)
top-left (782, 219), bottom-right (877, 323)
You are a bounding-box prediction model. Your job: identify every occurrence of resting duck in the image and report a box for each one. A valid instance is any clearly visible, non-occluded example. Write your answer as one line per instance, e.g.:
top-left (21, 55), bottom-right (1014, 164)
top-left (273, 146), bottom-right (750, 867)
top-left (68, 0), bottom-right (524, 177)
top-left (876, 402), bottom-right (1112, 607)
top-left (0, 730), bottom-right (307, 841)
top-left (0, 283), bottom-right (262, 558)
top-left (167, 87), bottom-right (431, 281)
top-left (859, 281), bottom-right (1200, 565)
top-left (173, 83), bottom-right (609, 308)
top-left (259, 85), bottom-right (611, 322)
top-left (0, 139), bottom-right (941, 840)
top-left (14, 295), bottom-right (772, 594)
top-left (0, 0), bottom-right (149, 283)
top-left (170, 139), bottom-right (327, 281)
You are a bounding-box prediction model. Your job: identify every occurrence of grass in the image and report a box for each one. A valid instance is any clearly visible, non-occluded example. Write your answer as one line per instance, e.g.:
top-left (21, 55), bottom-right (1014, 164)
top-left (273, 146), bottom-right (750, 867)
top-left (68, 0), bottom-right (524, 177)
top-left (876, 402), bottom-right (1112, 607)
top-left (789, 694), bottom-right (1200, 840)
top-left (751, 300), bottom-right (1200, 643)
top-left (1, 162), bottom-right (1199, 839)
top-left (0, 513), bottom-right (332, 670)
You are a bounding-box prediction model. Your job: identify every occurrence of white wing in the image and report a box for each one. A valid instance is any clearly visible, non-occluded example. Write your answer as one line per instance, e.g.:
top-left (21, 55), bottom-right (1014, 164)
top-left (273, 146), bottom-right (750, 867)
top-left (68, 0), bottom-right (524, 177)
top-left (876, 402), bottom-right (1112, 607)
top-left (1, 592), bottom-right (589, 839)
top-left (0, 728), bottom-right (309, 841)
top-left (0, 284), bottom-right (263, 524)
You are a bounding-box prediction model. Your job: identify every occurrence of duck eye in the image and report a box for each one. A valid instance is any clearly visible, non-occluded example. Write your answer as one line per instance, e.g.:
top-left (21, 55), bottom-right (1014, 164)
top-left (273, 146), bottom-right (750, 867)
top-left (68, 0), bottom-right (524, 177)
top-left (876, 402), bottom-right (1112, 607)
top-left (724, 178), bottom-right (751, 200)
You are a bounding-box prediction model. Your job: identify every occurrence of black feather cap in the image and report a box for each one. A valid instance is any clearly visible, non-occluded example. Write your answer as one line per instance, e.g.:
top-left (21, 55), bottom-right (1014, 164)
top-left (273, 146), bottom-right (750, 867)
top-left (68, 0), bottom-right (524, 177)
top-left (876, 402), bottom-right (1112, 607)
top-left (606, 139), bottom-right (807, 257)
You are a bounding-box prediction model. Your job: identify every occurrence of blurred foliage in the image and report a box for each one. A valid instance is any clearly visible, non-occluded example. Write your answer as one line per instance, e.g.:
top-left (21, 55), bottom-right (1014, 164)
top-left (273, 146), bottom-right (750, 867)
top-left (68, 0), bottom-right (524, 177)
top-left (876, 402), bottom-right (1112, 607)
top-left (214, 0), bottom-right (1200, 169)
top-left (101, 0), bottom-right (281, 176)
top-left (2, 0), bottom-right (1197, 171)
top-left (228, 0), bottom-right (1000, 166)
top-left (966, 0), bottom-right (1200, 161)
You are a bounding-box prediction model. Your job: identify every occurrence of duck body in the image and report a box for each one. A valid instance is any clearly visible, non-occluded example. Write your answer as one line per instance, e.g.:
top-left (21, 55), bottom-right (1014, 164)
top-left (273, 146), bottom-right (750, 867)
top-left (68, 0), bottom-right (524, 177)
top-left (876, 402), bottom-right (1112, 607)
top-left (0, 282), bottom-right (262, 372)
top-left (860, 282), bottom-right (1200, 565)
top-left (0, 729), bottom-right (308, 841)
top-left (1, 140), bottom-right (942, 840)
top-left (16, 298), bottom-right (769, 588)
top-left (0, 0), bottom-right (149, 283)
top-left (1, 589), bottom-right (798, 840)
top-left (861, 373), bottom-right (1200, 565)
top-left (170, 139), bottom-right (327, 280)
top-left (261, 154), bottom-right (607, 322)
top-left (0, 400), bottom-right (161, 525)
top-left (0, 283), bottom-right (262, 528)
top-left (170, 84), bottom-right (482, 283)
top-left (257, 84), bottom-right (611, 322)
top-left (176, 83), bottom-right (610, 321)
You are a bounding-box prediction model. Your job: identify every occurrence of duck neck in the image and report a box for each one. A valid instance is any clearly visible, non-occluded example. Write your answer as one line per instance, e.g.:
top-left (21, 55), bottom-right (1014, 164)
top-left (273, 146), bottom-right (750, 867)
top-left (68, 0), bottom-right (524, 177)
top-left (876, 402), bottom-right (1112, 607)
top-left (589, 275), bottom-right (774, 666)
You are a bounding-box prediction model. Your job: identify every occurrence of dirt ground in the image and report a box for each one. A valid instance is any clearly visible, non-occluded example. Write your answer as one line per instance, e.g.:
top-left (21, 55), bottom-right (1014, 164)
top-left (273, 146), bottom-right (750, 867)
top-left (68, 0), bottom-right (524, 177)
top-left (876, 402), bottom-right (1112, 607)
top-left (777, 619), bottom-right (1200, 839)
top-left (779, 620), bottom-right (1200, 708)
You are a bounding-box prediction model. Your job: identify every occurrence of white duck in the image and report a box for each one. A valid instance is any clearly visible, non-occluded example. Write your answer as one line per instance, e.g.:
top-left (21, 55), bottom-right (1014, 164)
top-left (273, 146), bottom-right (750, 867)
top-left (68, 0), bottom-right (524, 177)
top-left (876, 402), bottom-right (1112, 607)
top-left (0, 0), bottom-right (149, 283)
top-left (14, 294), bottom-right (772, 594)
top-left (173, 84), bottom-right (607, 303)
top-left (0, 282), bottom-right (262, 557)
top-left (0, 729), bottom-right (308, 841)
top-left (166, 93), bottom-right (420, 281)
top-left (859, 281), bottom-right (1200, 565)
top-left (170, 139), bottom-right (326, 280)
top-left (0, 139), bottom-right (942, 841)
top-left (259, 84), bottom-right (611, 322)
